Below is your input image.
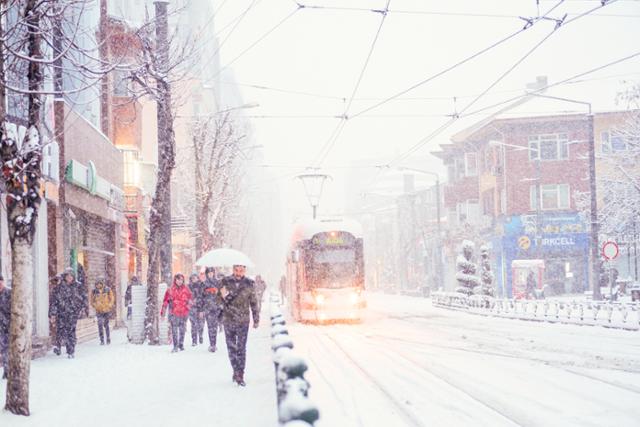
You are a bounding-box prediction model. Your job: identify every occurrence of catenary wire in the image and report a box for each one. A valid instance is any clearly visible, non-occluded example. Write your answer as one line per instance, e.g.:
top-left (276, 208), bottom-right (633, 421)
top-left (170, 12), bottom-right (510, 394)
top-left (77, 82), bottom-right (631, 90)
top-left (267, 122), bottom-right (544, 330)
top-left (382, 0), bottom-right (620, 166)
top-left (348, 0), bottom-right (567, 120)
top-left (312, 0), bottom-right (392, 168)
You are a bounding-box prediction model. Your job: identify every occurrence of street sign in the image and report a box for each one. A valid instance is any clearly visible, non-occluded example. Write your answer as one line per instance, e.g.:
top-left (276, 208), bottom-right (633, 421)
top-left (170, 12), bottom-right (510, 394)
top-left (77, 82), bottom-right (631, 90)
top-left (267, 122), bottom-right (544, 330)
top-left (602, 241), bottom-right (619, 260)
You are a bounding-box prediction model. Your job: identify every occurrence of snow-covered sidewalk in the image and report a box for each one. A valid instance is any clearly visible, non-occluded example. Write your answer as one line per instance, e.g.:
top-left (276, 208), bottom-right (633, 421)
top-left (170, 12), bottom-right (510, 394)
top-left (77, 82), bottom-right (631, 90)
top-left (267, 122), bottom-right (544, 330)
top-left (0, 322), bottom-right (277, 426)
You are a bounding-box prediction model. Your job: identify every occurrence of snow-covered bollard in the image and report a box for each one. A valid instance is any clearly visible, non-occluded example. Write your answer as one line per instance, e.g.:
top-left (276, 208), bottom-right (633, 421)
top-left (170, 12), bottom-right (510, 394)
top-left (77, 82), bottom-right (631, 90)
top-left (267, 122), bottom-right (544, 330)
top-left (270, 302), bottom-right (321, 425)
top-left (273, 346), bottom-right (293, 366)
top-left (272, 315), bottom-right (287, 327)
top-left (284, 377), bottom-right (310, 397)
top-left (279, 353), bottom-right (308, 380)
top-left (272, 324), bottom-right (289, 337)
top-left (279, 390), bottom-right (320, 425)
top-left (272, 334), bottom-right (294, 352)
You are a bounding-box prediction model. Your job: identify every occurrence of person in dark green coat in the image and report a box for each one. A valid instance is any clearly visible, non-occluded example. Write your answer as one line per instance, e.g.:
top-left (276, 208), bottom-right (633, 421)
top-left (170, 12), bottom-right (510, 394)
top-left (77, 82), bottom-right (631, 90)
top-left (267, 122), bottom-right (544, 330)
top-left (218, 265), bottom-right (259, 386)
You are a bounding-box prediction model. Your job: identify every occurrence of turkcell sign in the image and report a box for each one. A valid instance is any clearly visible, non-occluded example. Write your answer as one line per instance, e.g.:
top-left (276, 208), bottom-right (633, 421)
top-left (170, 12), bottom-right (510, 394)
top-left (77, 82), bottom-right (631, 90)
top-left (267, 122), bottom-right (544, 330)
top-left (540, 236), bottom-right (576, 247)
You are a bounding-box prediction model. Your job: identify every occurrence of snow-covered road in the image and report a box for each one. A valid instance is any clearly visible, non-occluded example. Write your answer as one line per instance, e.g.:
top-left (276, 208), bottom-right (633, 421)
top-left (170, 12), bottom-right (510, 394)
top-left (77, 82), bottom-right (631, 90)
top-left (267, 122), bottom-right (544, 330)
top-left (289, 293), bottom-right (640, 427)
top-left (0, 319), bottom-right (277, 426)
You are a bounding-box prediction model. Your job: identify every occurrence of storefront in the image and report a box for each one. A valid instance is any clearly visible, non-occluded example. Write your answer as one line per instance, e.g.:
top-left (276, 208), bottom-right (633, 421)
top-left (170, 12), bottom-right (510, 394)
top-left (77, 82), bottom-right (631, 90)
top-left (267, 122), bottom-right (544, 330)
top-left (493, 213), bottom-right (589, 297)
top-left (60, 104), bottom-right (125, 342)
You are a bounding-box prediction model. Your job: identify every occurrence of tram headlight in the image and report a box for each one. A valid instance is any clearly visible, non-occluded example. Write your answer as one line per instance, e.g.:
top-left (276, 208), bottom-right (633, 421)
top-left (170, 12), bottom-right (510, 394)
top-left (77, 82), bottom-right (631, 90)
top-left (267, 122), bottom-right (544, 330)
top-left (315, 294), bottom-right (325, 305)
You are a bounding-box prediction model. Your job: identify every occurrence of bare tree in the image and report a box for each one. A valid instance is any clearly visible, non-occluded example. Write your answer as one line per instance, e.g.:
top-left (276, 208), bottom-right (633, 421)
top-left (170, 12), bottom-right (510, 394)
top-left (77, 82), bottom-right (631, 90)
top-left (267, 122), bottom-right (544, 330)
top-left (0, 0), bottom-right (118, 415)
top-left (125, 3), bottom-right (198, 344)
top-left (576, 88), bottom-right (640, 245)
top-left (185, 112), bottom-right (245, 257)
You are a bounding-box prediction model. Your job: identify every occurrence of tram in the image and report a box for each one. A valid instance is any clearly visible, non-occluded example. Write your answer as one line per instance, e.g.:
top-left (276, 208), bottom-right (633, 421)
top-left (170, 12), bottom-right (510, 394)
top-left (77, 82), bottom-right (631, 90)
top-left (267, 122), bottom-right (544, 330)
top-left (285, 218), bottom-right (366, 323)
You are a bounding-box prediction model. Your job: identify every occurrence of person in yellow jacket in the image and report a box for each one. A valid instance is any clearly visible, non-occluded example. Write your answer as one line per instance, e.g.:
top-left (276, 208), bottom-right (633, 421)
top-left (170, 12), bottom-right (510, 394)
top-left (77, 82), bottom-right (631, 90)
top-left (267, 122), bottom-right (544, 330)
top-left (91, 278), bottom-right (115, 345)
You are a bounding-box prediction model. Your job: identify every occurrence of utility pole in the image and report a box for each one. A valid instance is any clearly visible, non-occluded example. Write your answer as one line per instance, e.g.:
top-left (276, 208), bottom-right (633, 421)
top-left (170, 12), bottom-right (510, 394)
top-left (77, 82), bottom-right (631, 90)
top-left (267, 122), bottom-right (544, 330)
top-left (155, 0), bottom-right (173, 288)
top-left (587, 112), bottom-right (601, 300)
top-left (434, 177), bottom-right (443, 291)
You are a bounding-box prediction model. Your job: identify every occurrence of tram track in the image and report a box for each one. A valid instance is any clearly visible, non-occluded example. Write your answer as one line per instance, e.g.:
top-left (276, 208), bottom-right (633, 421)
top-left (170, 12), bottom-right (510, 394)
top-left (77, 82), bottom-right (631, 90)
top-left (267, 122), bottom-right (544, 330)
top-left (324, 328), bottom-right (524, 427)
top-left (311, 326), bottom-right (429, 427)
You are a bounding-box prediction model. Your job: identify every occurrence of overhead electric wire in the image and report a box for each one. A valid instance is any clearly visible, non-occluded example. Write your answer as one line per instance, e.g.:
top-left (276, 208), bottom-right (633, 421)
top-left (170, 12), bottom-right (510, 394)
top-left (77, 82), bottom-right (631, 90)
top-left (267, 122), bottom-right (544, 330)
top-left (218, 80), bottom-right (346, 100)
top-left (388, 0), bottom-right (618, 167)
top-left (461, 50), bottom-right (640, 119)
top-left (208, 6), bottom-right (301, 83)
top-left (296, 2), bottom-right (636, 18)
top-left (221, 70), bottom-right (640, 104)
top-left (312, 0), bottom-right (392, 168)
top-left (190, 0), bottom-right (264, 82)
top-left (348, 0), bottom-right (567, 121)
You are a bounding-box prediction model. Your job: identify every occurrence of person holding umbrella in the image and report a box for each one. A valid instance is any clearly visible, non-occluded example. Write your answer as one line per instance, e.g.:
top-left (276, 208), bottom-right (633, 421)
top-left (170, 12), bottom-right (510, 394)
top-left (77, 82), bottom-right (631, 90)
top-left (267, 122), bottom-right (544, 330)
top-left (218, 264), bottom-right (259, 386)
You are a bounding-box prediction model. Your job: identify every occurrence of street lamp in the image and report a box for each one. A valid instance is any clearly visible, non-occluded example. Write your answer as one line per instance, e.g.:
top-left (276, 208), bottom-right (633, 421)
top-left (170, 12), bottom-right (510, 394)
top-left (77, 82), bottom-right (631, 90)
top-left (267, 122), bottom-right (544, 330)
top-left (296, 173), bottom-right (331, 219)
top-left (395, 166), bottom-right (444, 292)
top-left (527, 94), bottom-right (599, 300)
top-left (489, 139), bottom-right (543, 298)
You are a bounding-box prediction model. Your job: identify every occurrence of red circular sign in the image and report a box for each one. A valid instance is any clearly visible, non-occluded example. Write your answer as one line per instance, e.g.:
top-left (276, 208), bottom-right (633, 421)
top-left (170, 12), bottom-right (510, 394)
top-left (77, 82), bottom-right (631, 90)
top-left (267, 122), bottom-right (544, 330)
top-left (602, 241), bottom-right (619, 260)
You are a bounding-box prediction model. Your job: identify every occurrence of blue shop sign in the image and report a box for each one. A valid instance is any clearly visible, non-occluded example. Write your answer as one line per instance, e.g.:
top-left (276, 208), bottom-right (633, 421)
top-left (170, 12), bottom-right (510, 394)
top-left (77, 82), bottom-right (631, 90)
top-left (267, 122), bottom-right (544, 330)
top-left (503, 213), bottom-right (586, 237)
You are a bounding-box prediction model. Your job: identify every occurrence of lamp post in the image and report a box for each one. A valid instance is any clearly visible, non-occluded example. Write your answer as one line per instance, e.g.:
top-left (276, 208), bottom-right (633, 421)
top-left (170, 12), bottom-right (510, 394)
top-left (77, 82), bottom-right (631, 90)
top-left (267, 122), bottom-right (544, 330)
top-left (396, 166), bottom-right (443, 292)
top-left (489, 139), bottom-right (543, 298)
top-left (297, 173), bottom-right (331, 219)
top-left (527, 94), bottom-right (599, 300)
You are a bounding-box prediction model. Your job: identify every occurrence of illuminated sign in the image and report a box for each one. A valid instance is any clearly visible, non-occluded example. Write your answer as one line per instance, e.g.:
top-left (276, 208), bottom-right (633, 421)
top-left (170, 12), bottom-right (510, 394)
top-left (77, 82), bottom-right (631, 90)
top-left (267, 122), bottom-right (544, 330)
top-left (312, 232), bottom-right (354, 247)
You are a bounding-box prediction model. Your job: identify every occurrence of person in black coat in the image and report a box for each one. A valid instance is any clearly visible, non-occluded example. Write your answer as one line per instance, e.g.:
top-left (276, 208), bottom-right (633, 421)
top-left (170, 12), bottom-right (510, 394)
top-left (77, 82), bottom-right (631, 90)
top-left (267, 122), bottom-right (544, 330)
top-left (201, 267), bottom-right (222, 352)
top-left (124, 276), bottom-right (140, 320)
top-left (48, 275), bottom-right (63, 355)
top-left (188, 273), bottom-right (204, 346)
top-left (218, 265), bottom-right (259, 386)
top-left (0, 276), bottom-right (11, 379)
top-left (49, 269), bottom-right (87, 358)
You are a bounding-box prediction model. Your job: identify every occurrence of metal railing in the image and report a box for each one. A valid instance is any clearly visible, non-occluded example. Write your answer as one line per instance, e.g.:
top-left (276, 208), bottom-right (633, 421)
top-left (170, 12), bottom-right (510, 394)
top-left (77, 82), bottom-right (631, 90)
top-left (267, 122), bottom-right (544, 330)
top-left (270, 301), bottom-right (320, 426)
top-left (432, 292), bottom-right (640, 331)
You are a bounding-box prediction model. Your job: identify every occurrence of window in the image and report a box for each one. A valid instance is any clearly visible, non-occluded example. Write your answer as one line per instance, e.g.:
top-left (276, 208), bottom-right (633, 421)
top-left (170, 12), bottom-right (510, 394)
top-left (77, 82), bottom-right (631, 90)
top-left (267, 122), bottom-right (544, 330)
top-left (447, 164), bottom-right (455, 183)
top-left (528, 134), bottom-right (569, 161)
top-left (482, 190), bottom-right (494, 215)
top-left (530, 184), bottom-right (570, 210)
top-left (455, 157), bottom-right (465, 180)
top-left (122, 150), bottom-right (140, 186)
top-left (601, 131), bottom-right (628, 153)
top-left (113, 69), bottom-right (130, 96)
top-left (457, 199), bottom-right (479, 223)
top-left (465, 152), bottom-right (477, 176)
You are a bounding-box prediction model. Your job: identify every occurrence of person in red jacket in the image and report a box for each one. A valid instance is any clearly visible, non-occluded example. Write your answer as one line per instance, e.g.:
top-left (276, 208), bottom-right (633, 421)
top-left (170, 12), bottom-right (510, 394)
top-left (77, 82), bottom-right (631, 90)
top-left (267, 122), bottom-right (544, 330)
top-left (161, 274), bottom-right (193, 353)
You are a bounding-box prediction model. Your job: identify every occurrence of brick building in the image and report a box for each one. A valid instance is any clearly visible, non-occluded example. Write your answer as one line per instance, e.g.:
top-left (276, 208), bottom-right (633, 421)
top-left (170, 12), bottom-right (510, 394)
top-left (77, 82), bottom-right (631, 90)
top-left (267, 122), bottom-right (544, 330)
top-left (436, 113), bottom-right (597, 296)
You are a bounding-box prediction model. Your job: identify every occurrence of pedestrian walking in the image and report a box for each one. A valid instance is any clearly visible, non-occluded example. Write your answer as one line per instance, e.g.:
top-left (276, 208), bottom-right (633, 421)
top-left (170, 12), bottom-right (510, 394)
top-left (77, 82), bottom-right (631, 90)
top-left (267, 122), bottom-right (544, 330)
top-left (160, 274), bottom-right (193, 353)
top-left (0, 276), bottom-right (11, 380)
top-left (188, 273), bottom-right (204, 346)
top-left (202, 267), bottom-right (222, 352)
top-left (91, 278), bottom-right (115, 345)
top-left (124, 276), bottom-right (140, 320)
top-left (255, 274), bottom-right (267, 308)
top-left (49, 269), bottom-right (87, 358)
top-left (218, 265), bottom-right (259, 386)
top-left (48, 275), bottom-right (63, 355)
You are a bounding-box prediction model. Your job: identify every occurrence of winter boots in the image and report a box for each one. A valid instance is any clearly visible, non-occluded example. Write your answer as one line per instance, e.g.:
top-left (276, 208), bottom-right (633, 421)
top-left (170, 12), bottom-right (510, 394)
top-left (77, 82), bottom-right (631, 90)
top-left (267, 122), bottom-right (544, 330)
top-left (233, 370), bottom-right (246, 387)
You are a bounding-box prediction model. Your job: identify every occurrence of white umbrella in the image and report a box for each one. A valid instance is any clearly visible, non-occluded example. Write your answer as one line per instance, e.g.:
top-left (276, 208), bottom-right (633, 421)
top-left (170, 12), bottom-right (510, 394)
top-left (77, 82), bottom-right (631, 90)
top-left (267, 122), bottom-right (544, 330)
top-left (195, 248), bottom-right (255, 268)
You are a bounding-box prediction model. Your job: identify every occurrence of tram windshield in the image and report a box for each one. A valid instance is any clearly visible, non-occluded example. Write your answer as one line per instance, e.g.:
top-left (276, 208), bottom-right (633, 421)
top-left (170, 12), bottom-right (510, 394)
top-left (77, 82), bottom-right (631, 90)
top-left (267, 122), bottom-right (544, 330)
top-left (306, 248), bottom-right (357, 289)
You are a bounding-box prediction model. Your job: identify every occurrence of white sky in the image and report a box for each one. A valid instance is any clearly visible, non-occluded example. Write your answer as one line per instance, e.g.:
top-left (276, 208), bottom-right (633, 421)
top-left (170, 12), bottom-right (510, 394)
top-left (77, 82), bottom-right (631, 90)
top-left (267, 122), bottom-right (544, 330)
top-left (206, 0), bottom-right (640, 222)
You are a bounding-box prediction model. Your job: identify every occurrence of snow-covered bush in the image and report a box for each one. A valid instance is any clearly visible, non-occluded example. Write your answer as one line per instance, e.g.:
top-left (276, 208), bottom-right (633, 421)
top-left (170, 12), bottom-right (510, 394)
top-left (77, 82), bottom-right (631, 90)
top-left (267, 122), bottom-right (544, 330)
top-left (455, 240), bottom-right (480, 295)
top-left (475, 245), bottom-right (495, 297)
